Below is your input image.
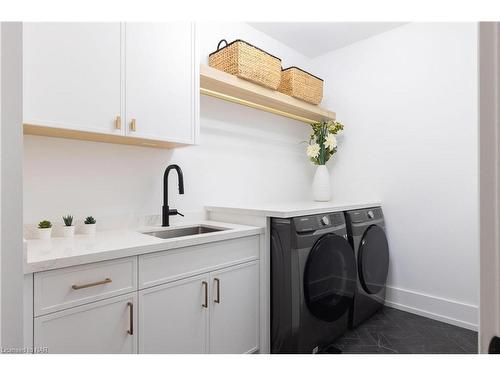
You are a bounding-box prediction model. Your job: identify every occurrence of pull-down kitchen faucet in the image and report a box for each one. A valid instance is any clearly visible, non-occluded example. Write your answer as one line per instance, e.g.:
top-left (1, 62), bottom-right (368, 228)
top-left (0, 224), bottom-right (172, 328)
top-left (162, 164), bottom-right (184, 227)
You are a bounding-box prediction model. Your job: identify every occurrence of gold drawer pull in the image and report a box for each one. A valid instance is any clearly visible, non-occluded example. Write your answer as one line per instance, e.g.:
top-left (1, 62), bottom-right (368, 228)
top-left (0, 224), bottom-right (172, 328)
top-left (214, 278), bottom-right (220, 304)
top-left (71, 278), bottom-right (112, 290)
top-left (202, 281), bottom-right (208, 308)
top-left (130, 119), bottom-right (136, 132)
top-left (127, 302), bottom-right (134, 335)
top-left (115, 115), bottom-right (121, 130)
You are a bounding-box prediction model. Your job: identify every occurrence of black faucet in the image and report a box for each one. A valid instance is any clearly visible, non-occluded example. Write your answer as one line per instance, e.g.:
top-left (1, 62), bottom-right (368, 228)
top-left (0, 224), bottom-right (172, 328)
top-left (162, 164), bottom-right (185, 227)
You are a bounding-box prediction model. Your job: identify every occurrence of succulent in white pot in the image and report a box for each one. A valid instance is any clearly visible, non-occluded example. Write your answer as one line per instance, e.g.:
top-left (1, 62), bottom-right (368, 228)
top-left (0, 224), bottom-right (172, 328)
top-left (306, 120), bottom-right (344, 202)
top-left (61, 215), bottom-right (75, 237)
top-left (37, 220), bottom-right (52, 240)
top-left (82, 216), bottom-right (97, 235)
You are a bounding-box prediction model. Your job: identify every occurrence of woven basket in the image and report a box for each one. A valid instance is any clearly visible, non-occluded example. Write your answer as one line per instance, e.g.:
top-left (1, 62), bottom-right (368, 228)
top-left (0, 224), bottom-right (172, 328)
top-left (209, 39), bottom-right (282, 90)
top-left (278, 67), bottom-right (323, 105)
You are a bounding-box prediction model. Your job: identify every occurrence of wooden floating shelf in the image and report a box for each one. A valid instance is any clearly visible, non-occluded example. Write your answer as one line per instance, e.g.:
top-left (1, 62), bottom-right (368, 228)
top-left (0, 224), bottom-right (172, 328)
top-left (200, 65), bottom-right (335, 124)
top-left (23, 124), bottom-right (186, 149)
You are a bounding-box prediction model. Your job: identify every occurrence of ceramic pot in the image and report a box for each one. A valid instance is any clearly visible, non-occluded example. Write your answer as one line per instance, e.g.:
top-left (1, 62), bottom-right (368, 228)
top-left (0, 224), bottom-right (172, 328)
top-left (37, 228), bottom-right (52, 240)
top-left (312, 165), bottom-right (331, 202)
top-left (81, 223), bottom-right (96, 235)
top-left (61, 226), bottom-right (75, 238)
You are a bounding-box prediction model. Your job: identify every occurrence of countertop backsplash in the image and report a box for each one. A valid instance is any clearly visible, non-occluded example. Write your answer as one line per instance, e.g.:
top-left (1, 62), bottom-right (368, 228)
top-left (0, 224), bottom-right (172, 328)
top-left (23, 210), bottom-right (207, 240)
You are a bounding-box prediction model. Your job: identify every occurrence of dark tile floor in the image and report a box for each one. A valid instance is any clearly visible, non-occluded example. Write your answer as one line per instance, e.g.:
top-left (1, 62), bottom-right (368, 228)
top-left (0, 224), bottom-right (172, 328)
top-left (333, 307), bottom-right (478, 354)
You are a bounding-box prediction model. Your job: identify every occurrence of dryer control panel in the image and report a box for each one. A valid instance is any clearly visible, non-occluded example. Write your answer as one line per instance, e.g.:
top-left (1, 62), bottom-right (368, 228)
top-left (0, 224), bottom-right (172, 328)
top-left (346, 207), bottom-right (384, 224)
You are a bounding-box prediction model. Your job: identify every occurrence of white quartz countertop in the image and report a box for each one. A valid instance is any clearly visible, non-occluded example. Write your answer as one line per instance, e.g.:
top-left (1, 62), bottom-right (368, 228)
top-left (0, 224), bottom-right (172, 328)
top-left (206, 201), bottom-right (381, 218)
top-left (24, 220), bottom-right (263, 274)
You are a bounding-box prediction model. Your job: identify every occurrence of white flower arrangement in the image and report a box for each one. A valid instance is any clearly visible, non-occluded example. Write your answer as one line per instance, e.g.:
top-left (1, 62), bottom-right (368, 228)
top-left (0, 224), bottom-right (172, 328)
top-left (306, 120), bottom-right (344, 165)
top-left (306, 143), bottom-right (320, 158)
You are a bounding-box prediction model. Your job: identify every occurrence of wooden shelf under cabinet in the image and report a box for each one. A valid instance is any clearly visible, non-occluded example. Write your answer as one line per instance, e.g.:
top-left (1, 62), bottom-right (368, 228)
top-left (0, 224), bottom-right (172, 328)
top-left (200, 64), bottom-right (336, 124)
top-left (23, 124), bottom-right (188, 149)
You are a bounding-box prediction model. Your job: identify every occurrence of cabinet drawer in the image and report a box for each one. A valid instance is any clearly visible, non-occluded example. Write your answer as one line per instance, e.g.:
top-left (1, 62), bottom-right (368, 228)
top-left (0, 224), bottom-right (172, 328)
top-left (139, 235), bottom-right (259, 289)
top-left (34, 257), bottom-right (137, 316)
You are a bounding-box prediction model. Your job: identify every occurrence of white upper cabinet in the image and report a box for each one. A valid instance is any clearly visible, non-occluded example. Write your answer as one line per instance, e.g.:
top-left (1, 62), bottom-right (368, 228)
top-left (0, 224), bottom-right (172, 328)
top-left (125, 23), bottom-right (197, 143)
top-left (23, 22), bottom-right (198, 148)
top-left (23, 23), bottom-right (123, 135)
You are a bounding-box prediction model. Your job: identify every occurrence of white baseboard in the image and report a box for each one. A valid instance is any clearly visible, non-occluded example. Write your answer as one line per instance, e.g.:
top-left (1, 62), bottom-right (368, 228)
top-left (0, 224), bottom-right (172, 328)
top-left (385, 285), bottom-right (478, 331)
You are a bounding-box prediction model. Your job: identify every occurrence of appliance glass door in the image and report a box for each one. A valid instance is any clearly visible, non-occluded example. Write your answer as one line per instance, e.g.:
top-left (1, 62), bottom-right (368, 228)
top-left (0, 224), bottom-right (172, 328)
top-left (358, 225), bottom-right (390, 294)
top-left (303, 233), bottom-right (356, 322)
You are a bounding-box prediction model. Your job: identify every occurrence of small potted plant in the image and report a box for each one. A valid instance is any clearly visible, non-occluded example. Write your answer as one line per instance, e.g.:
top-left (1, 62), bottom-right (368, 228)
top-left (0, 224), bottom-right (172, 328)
top-left (61, 215), bottom-right (75, 238)
top-left (82, 216), bottom-right (97, 235)
top-left (37, 220), bottom-right (52, 240)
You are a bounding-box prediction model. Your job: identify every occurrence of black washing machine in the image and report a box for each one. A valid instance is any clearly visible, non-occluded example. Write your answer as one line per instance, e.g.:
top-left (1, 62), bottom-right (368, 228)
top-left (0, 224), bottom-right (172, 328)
top-left (344, 207), bottom-right (390, 328)
top-left (271, 212), bottom-right (357, 353)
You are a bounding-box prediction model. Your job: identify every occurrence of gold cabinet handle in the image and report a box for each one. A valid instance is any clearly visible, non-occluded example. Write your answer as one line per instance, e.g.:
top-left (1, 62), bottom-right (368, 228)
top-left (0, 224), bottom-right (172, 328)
top-left (202, 281), bottom-right (208, 308)
top-left (130, 118), bottom-right (136, 132)
top-left (127, 302), bottom-right (134, 335)
top-left (71, 278), bottom-right (112, 290)
top-left (214, 278), bottom-right (220, 304)
top-left (115, 115), bottom-right (121, 130)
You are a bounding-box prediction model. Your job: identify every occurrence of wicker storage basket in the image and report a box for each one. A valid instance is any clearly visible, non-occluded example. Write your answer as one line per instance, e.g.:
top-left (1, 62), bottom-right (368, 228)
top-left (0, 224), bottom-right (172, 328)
top-left (278, 67), bottom-right (324, 105)
top-left (209, 39), bottom-right (282, 90)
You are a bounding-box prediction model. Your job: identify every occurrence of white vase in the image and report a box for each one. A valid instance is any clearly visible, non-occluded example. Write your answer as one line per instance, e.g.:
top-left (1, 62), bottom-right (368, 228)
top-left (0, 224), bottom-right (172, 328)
top-left (61, 226), bottom-right (75, 238)
top-left (37, 228), bottom-right (52, 240)
top-left (312, 165), bottom-right (331, 202)
top-left (81, 223), bottom-right (96, 235)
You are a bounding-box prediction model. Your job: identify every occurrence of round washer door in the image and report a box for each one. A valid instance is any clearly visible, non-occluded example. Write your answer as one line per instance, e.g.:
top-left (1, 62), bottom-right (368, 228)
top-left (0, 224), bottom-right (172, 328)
top-left (358, 225), bottom-right (389, 294)
top-left (303, 233), bottom-right (356, 322)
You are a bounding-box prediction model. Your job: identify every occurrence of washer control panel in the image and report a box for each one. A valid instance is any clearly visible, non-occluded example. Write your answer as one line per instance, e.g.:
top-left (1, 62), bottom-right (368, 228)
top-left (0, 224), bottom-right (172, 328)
top-left (293, 212), bottom-right (345, 233)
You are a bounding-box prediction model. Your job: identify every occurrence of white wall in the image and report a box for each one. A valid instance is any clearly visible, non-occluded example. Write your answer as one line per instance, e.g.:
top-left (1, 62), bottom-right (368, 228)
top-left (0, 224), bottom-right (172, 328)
top-left (23, 23), bottom-right (316, 229)
top-left (313, 23), bottom-right (479, 329)
top-left (0, 22), bottom-right (24, 349)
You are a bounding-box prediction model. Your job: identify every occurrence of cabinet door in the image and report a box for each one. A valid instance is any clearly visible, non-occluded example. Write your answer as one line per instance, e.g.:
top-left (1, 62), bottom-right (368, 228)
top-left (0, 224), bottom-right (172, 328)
top-left (23, 23), bottom-right (123, 135)
top-left (34, 293), bottom-right (136, 354)
top-left (125, 22), bottom-right (197, 143)
top-left (210, 261), bottom-right (259, 353)
top-left (138, 274), bottom-right (209, 353)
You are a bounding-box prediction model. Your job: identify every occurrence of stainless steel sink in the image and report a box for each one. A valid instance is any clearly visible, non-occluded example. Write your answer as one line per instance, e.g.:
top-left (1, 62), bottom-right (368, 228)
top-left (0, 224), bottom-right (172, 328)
top-left (143, 225), bottom-right (228, 239)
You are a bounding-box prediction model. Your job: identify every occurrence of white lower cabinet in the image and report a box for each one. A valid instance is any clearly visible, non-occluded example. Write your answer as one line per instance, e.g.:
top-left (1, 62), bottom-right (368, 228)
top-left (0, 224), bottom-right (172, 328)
top-left (138, 261), bottom-right (259, 354)
top-left (210, 261), bottom-right (259, 354)
top-left (34, 292), bottom-right (137, 354)
top-left (138, 274), bottom-right (209, 354)
top-left (29, 235), bottom-right (261, 354)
